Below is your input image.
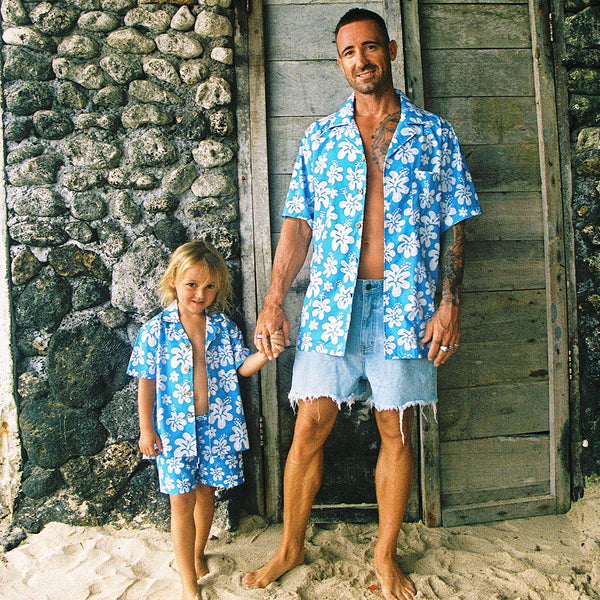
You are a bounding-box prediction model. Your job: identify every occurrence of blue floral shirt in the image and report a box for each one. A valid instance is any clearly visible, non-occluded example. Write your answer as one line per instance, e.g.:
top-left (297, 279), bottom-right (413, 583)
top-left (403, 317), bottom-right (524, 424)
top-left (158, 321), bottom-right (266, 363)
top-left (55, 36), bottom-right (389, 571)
top-left (127, 302), bottom-right (251, 459)
top-left (283, 91), bottom-right (482, 359)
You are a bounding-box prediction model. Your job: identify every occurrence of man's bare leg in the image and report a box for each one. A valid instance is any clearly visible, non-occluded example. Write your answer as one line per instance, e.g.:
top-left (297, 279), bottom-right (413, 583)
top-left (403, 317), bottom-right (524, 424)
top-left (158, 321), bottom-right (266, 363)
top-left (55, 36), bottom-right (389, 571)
top-left (242, 397), bottom-right (339, 588)
top-left (373, 407), bottom-right (417, 600)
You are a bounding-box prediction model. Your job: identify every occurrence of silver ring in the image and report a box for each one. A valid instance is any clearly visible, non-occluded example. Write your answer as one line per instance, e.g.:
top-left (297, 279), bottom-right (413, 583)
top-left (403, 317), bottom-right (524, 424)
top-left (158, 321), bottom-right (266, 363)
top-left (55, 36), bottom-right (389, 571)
top-left (440, 345), bottom-right (449, 352)
top-left (254, 334), bottom-right (263, 340)
top-left (448, 344), bottom-right (458, 350)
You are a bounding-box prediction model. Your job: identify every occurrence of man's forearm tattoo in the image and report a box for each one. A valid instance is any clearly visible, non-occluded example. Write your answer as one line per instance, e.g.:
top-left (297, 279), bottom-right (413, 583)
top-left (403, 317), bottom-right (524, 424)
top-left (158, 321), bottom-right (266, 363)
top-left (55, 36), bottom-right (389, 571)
top-left (371, 111), bottom-right (401, 171)
top-left (441, 222), bottom-right (465, 305)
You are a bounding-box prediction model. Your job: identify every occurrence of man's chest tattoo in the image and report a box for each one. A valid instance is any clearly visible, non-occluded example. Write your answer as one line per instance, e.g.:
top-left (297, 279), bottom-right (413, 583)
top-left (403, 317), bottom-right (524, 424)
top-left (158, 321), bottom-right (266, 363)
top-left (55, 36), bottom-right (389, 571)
top-left (371, 110), bottom-right (401, 172)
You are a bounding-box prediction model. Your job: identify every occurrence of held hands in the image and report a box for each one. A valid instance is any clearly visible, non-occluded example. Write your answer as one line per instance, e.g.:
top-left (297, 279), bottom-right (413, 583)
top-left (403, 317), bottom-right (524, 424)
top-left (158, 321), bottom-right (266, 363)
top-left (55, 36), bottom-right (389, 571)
top-left (254, 301), bottom-right (290, 360)
top-left (422, 300), bottom-right (461, 367)
top-left (138, 429), bottom-right (163, 457)
top-left (257, 329), bottom-right (285, 360)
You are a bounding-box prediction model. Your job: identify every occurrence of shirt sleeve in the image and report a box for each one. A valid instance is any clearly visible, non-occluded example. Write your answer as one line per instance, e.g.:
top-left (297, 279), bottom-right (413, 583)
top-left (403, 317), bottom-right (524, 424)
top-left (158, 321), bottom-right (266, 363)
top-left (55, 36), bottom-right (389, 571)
top-left (282, 125), bottom-right (315, 227)
top-left (227, 319), bottom-right (252, 371)
top-left (126, 320), bottom-right (158, 379)
top-left (439, 120), bottom-right (482, 232)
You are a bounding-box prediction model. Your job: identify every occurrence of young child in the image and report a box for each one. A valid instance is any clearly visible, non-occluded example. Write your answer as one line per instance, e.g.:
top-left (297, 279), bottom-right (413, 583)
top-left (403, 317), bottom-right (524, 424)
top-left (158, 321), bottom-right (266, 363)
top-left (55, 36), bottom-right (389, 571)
top-left (127, 240), bottom-right (284, 600)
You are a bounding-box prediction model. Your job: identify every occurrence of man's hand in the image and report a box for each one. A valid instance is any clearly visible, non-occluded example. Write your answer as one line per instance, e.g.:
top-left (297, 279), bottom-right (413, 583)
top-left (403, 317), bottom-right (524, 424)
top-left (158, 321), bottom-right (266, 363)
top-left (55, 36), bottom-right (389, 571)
top-left (254, 302), bottom-right (290, 360)
top-left (422, 301), bottom-right (461, 367)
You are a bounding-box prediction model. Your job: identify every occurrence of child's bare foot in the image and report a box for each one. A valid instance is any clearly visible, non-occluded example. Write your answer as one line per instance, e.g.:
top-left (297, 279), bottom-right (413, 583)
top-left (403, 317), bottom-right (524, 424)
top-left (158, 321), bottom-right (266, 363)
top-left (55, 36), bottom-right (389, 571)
top-left (181, 583), bottom-right (200, 600)
top-left (196, 555), bottom-right (209, 579)
top-left (374, 555), bottom-right (416, 600)
top-left (241, 546), bottom-right (304, 588)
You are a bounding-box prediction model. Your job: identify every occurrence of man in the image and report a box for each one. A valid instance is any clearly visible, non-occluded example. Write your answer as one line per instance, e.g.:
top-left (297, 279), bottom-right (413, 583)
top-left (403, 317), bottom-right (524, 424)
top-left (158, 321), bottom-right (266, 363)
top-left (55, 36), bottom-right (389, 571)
top-left (243, 8), bottom-right (481, 600)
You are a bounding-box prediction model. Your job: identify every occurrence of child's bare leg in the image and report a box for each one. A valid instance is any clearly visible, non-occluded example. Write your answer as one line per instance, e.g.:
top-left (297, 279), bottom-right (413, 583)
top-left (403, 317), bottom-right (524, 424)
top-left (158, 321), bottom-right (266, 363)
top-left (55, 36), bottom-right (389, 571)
top-left (193, 484), bottom-right (215, 579)
top-left (171, 492), bottom-right (200, 600)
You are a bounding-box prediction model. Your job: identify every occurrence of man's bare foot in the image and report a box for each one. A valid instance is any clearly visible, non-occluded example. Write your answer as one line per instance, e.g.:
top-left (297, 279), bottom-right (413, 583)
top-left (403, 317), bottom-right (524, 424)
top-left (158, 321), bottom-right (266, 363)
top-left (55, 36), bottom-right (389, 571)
top-left (196, 555), bottom-right (209, 580)
top-left (374, 555), bottom-right (416, 600)
top-left (241, 547), bottom-right (305, 588)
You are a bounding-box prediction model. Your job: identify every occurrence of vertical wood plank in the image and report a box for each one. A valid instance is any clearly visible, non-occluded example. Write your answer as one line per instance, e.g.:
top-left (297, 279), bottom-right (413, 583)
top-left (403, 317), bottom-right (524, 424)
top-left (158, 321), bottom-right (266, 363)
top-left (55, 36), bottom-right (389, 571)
top-left (548, 0), bottom-right (583, 500)
top-left (401, 0), bottom-right (425, 107)
top-left (237, 0), bottom-right (281, 519)
top-left (401, 0), bottom-right (442, 526)
top-left (529, 0), bottom-right (571, 513)
top-left (384, 0), bottom-right (406, 93)
top-left (235, 4), bottom-right (263, 516)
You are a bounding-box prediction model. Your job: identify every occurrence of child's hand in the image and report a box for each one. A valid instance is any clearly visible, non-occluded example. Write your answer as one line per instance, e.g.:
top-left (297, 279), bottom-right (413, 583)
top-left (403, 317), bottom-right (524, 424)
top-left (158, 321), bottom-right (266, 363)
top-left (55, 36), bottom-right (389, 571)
top-left (268, 330), bottom-right (285, 358)
top-left (139, 429), bottom-right (163, 456)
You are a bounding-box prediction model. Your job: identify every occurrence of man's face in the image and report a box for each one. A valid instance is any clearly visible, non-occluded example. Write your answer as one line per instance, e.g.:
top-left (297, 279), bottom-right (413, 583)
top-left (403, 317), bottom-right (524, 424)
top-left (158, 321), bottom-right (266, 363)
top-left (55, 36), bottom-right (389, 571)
top-left (336, 19), bottom-right (397, 95)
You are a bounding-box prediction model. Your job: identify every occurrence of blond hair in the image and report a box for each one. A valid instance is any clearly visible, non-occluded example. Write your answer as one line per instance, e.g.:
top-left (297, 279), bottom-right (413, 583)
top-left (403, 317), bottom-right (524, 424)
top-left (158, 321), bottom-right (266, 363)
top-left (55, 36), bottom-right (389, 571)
top-left (158, 240), bottom-right (231, 313)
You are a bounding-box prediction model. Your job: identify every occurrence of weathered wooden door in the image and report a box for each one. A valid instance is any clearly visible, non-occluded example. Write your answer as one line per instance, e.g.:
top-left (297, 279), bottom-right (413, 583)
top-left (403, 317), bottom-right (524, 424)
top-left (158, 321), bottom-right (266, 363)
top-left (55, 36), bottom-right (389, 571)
top-left (238, 0), bottom-right (573, 525)
top-left (414, 0), bottom-right (572, 526)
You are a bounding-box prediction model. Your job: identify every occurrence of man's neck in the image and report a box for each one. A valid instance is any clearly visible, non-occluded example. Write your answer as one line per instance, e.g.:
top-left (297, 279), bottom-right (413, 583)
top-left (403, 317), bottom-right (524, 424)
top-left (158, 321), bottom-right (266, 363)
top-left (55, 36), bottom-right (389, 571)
top-left (353, 87), bottom-right (400, 120)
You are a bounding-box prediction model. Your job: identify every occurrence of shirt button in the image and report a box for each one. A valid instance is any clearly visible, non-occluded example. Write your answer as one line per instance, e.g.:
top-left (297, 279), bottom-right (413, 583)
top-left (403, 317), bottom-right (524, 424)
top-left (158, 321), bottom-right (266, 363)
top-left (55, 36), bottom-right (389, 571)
top-left (187, 413), bottom-right (194, 419)
top-left (186, 391), bottom-right (192, 397)
top-left (355, 222), bottom-right (362, 228)
top-left (182, 366), bottom-right (190, 374)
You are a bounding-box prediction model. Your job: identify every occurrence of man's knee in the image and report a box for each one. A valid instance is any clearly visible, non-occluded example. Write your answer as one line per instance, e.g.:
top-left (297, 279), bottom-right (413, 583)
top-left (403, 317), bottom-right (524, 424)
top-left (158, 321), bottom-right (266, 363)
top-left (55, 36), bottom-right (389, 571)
top-left (293, 397), bottom-right (338, 446)
top-left (376, 407), bottom-right (414, 448)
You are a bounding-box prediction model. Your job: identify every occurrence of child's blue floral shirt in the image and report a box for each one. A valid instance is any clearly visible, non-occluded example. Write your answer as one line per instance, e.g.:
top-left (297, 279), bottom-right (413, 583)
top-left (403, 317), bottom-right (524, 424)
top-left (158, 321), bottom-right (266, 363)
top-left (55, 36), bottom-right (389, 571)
top-left (127, 302), bottom-right (251, 459)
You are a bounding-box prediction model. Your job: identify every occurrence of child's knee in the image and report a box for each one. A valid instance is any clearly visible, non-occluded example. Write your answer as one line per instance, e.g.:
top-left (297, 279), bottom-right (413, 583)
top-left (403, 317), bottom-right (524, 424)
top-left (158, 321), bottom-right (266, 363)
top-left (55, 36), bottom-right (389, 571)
top-left (170, 490), bottom-right (197, 513)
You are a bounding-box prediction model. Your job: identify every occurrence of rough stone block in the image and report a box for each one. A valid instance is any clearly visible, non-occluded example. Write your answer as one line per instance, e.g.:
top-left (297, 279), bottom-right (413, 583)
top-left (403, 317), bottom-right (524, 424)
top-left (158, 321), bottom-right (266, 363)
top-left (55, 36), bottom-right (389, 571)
top-left (9, 218), bottom-right (68, 247)
top-left (47, 322), bottom-right (131, 409)
top-left (32, 110), bottom-right (73, 139)
top-left (5, 82), bottom-right (53, 116)
top-left (19, 398), bottom-right (107, 469)
top-left (11, 247), bottom-right (42, 285)
top-left (106, 28), bottom-right (156, 54)
top-left (71, 192), bottom-right (108, 221)
top-left (15, 268), bottom-right (71, 330)
top-left (195, 76), bottom-right (232, 109)
top-left (47, 244), bottom-right (110, 279)
top-left (111, 237), bottom-right (168, 317)
top-left (2, 26), bottom-right (56, 52)
top-left (155, 31), bottom-right (203, 58)
top-left (30, 2), bottom-right (78, 35)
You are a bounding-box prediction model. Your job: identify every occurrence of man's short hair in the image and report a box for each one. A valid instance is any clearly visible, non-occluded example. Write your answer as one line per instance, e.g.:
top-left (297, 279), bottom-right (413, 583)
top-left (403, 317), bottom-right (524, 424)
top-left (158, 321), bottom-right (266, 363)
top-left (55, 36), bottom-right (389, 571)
top-left (334, 8), bottom-right (390, 44)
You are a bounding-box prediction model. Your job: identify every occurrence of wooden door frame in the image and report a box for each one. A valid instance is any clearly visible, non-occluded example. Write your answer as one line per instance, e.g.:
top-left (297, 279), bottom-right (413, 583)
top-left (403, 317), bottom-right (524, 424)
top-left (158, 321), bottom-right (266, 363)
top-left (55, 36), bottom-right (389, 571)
top-left (236, 0), bottom-right (577, 524)
top-left (235, 0), bottom-right (279, 518)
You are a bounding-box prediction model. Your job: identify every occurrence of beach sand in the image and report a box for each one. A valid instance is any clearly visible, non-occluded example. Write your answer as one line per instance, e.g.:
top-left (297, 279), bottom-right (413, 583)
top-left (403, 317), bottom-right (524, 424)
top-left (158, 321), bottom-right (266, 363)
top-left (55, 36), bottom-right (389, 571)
top-left (2, 479), bottom-right (599, 600)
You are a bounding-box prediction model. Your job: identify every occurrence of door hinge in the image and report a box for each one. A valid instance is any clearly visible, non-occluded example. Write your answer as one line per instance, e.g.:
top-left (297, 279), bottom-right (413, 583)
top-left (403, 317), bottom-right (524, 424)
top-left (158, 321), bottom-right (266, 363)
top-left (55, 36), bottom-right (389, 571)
top-left (568, 348), bottom-right (573, 381)
top-left (259, 415), bottom-right (265, 448)
top-left (549, 12), bottom-right (555, 43)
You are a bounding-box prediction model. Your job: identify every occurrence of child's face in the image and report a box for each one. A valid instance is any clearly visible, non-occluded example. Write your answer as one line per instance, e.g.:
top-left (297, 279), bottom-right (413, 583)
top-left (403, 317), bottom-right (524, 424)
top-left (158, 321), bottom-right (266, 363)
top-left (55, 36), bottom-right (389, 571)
top-left (171, 263), bottom-right (218, 317)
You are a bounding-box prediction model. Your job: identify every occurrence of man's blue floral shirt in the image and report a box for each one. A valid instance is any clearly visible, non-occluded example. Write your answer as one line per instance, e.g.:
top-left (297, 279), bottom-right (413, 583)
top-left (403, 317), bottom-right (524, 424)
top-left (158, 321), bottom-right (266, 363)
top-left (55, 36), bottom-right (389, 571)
top-left (127, 302), bottom-right (251, 459)
top-left (283, 91), bottom-right (482, 359)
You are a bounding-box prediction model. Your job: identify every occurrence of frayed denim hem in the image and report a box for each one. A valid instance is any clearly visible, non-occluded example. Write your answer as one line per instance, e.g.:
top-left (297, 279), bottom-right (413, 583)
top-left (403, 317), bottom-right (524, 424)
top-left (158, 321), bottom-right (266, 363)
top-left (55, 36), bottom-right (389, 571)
top-left (288, 391), bottom-right (370, 413)
top-left (288, 394), bottom-right (437, 445)
top-left (366, 399), bottom-right (438, 445)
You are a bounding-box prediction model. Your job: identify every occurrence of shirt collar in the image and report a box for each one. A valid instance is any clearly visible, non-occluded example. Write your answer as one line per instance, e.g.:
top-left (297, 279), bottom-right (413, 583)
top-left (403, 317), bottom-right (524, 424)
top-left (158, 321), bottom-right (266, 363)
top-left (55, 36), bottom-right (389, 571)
top-left (327, 90), bottom-right (436, 130)
top-left (162, 301), bottom-right (216, 348)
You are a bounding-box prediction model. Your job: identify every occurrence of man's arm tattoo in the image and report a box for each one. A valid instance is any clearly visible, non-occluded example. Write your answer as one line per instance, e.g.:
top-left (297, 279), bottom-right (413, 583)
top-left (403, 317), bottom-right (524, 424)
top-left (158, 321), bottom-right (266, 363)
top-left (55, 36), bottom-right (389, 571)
top-left (371, 110), bottom-right (401, 171)
top-left (440, 222), bottom-right (465, 306)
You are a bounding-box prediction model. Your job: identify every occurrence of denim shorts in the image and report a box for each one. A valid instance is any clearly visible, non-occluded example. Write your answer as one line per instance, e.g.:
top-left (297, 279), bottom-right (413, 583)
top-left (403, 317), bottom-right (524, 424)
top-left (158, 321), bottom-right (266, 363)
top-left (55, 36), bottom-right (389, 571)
top-left (155, 415), bottom-right (244, 495)
top-left (289, 280), bottom-right (437, 412)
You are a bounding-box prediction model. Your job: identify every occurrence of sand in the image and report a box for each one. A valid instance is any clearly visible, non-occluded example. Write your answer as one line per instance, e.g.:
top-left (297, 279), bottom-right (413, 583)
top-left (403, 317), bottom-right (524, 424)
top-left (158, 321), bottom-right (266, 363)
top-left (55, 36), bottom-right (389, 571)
top-left (1, 479), bottom-right (599, 600)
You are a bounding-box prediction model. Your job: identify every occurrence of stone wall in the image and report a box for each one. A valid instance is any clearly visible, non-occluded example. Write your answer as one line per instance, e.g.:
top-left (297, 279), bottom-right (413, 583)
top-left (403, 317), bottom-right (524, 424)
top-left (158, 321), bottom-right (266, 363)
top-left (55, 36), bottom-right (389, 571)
top-left (0, 0), bottom-right (244, 537)
top-left (565, 0), bottom-right (600, 475)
